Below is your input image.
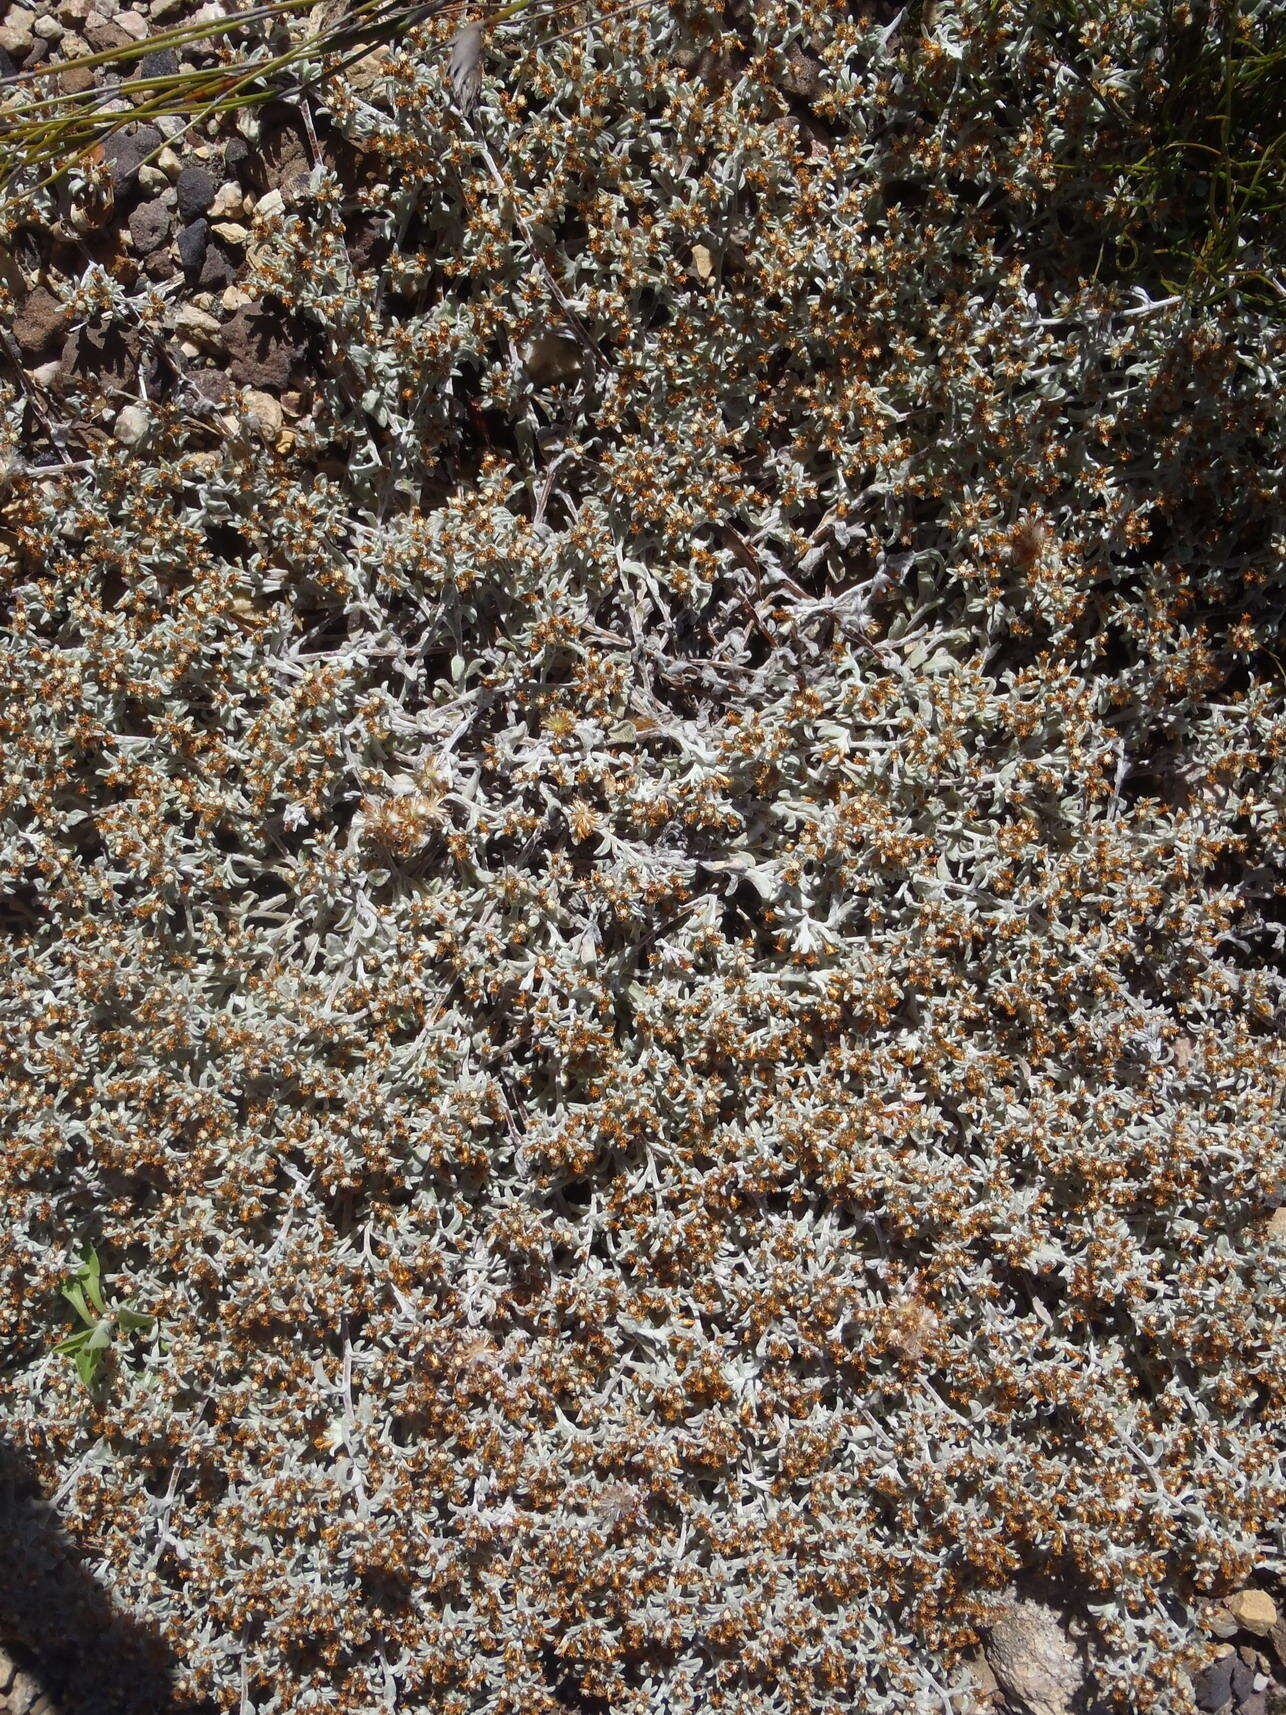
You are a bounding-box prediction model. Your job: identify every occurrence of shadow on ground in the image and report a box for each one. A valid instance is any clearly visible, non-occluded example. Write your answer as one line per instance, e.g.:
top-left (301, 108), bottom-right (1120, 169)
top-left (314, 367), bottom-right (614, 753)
top-left (0, 1437), bottom-right (209, 1715)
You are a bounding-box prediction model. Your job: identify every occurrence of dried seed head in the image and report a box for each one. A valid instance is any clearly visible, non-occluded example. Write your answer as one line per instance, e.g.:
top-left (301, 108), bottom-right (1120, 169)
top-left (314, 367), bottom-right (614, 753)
top-left (355, 791), bottom-right (439, 857)
top-left (885, 1295), bottom-right (940, 1360)
top-left (1009, 515), bottom-right (1050, 570)
top-left (594, 1482), bottom-right (644, 1529)
top-left (567, 798), bottom-right (600, 842)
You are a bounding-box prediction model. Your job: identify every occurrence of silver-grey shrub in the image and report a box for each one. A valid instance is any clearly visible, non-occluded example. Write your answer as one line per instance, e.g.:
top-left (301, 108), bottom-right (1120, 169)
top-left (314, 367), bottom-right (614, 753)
top-left (1, 2), bottom-right (1283, 1711)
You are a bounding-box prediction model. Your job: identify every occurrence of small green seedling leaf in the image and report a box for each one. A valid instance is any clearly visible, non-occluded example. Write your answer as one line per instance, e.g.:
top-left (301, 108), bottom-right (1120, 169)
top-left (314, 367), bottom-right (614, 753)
top-left (74, 1344), bottom-right (102, 1390)
top-left (61, 1281), bottom-right (94, 1326)
top-left (52, 1246), bottom-right (158, 1395)
top-left (79, 1246), bottom-right (105, 1316)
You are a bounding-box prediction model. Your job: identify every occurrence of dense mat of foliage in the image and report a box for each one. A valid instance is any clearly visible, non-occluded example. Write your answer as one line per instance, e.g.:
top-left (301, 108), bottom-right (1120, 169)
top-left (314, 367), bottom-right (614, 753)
top-left (2, 1), bottom-right (1284, 1710)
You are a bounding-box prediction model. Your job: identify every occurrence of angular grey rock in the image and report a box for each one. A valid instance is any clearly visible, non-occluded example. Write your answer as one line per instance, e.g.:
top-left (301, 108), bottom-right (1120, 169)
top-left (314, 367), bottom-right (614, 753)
top-left (197, 241), bottom-right (235, 291)
top-left (85, 17), bottom-right (134, 49)
top-left (127, 195), bottom-right (171, 252)
top-left (59, 324), bottom-right (143, 395)
top-left (224, 300), bottom-right (306, 390)
top-left (175, 161), bottom-right (216, 220)
top-left (1195, 1652), bottom-right (1237, 1712)
top-left (0, 5), bottom-right (36, 56)
top-left (138, 42), bottom-right (177, 77)
top-left (186, 367), bottom-right (233, 407)
top-left (984, 1598), bottom-right (1083, 1715)
top-left (101, 121), bottom-right (162, 189)
top-left (1231, 1653), bottom-right (1258, 1701)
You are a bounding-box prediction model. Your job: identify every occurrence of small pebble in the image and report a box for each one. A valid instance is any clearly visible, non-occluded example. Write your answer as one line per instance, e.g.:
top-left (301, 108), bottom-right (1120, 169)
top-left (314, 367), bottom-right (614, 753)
top-left (176, 216), bottom-right (208, 275)
top-left (1228, 1592), bottom-right (1279, 1638)
top-left (282, 170), bottom-right (314, 208)
top-left (1207, 1606), bottom-right (1242, 1641)
top-left (242, 388), bottom-right (283, 442)
top-left (0, 5), bottom-right (36, 54)
top-left (224, 300), bottom-right (307, 390)
top-left (173, 303), bottom-right (222, 343)
top-left (84, 17), bottom-right (132, 48)
top-left (1, 2), bottom-right (36, 25)
top-left (59, 59), bottom-right (96, 92)
top-left (113, 404), bottom-right (150, 446)
top-left (208, 180), bottom-right (243, 220)
top-left (138, 45), bottom-right (177, 82)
